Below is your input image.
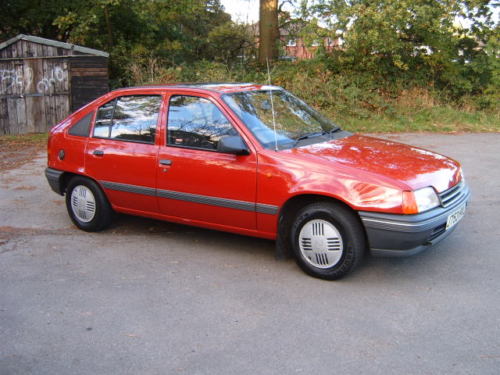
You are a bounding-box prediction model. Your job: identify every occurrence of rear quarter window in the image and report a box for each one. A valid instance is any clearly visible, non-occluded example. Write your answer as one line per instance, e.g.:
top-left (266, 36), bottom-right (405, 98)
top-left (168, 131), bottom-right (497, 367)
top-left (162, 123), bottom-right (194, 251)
top-left (68, 112), bottom-right (94, 137)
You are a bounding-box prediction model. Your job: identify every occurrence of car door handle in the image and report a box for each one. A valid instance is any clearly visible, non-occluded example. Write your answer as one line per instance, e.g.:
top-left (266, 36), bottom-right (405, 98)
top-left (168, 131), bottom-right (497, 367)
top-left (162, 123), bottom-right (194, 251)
top-left (159, 159), bottom-right (172, 166)
top-left (93, 150), bottom-right (104, 156)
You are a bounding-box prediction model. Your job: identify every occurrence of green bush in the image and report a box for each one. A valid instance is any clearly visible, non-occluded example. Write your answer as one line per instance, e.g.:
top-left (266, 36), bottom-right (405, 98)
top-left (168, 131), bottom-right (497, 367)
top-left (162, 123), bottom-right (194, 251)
top-left (143, 59), bottom-right (499, 133)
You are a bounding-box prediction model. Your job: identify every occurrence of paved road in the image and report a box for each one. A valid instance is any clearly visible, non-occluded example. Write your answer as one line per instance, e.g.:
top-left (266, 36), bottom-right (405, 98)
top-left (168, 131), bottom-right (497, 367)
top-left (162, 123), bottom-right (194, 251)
top-left (1, 134), bottom-right (499, 375)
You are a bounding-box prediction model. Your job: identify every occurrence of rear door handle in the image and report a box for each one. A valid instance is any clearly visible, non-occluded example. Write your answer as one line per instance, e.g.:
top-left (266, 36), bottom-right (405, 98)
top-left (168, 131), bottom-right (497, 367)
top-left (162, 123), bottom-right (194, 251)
top-left (160, 159), bottom-right (172, 166)
top-left (93, 150), bottom-right (104, 156)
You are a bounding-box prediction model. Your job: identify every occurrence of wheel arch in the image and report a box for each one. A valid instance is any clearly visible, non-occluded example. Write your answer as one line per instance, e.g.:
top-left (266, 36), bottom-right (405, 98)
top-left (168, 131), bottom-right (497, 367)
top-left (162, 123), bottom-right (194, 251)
top-left (275, 193), bottom-right (367, 259)
top-left (59, 171), bottom-right (104, 197)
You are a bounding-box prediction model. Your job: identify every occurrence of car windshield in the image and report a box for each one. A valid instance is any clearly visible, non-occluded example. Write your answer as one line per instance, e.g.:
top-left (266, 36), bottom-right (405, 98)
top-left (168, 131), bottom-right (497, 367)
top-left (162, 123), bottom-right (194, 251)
top-left (222, 89), bottom-right (340, 150)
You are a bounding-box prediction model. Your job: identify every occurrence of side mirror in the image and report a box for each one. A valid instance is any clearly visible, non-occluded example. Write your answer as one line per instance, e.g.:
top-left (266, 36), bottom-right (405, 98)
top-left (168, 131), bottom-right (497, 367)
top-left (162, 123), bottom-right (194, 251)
top-left (218, 135), bottom-right (250, 155)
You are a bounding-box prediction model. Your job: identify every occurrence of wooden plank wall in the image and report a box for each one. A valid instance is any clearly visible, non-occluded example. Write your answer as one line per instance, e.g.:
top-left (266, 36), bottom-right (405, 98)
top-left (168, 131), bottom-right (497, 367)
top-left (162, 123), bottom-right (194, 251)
top-left (0, 39), bottom-right (77, 58)
top-left (0, 40), bottom-right (108, 134)
top-left (70, 56), bottom-right (109, 111)
top-left (0, 56), bottom-right (70, 134)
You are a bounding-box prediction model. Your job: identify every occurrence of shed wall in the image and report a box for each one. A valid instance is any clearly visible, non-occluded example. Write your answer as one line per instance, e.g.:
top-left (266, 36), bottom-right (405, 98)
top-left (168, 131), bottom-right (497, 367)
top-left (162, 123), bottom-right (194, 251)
top-left (0, 39), bottom-right (108, 135)
top-left (70, 56), bottom-right (109, 112)
top-left (0, 57), bottom-right (70, 134)
top-left (0, 39), bottom-right (85, 59)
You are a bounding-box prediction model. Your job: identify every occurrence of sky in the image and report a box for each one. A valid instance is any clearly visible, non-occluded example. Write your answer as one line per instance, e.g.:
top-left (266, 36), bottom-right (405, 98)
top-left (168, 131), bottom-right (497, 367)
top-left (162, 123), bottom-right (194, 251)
top-left (220, 0), bottom-right (295, 24)
top-left (220, 0), bottom-right (499, 26)
top-left (220, 0), bottom-right (259, 24)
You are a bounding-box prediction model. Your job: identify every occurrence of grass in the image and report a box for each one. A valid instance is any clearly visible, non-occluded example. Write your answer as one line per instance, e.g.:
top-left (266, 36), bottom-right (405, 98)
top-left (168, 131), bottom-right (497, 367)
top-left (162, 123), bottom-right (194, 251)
top-left (143, 60), bottom-right (500, 134)
top-left (0, 88), bottom-right (498, 144)
top-left (0, 106), bottom-right (497, 148)
top-left (328, 106), bottom-right (500, 133)
top-left (0, 132), bottom-right (49, 147)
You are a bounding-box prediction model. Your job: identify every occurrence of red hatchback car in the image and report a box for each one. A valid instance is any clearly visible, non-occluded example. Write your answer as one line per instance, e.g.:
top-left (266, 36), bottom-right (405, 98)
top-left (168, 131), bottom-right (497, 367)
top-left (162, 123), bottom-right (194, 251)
top-left (45, 84), bottom-right (470, 279)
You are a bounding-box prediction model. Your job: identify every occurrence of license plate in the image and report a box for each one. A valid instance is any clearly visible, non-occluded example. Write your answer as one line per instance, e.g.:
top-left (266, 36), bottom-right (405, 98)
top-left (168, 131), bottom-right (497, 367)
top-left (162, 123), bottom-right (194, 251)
top-left (446, 204), bottom-right (466, 230)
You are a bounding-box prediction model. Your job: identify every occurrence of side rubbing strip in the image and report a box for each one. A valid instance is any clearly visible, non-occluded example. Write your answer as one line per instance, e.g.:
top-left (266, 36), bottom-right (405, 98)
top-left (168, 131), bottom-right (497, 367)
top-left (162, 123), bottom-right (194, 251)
top-left (101, 181), bottom-right (156, 197)
top-left (256, 203), bottom-right (279, 215)
top-left (157, 189), bottom-right (255, 212)
top-left (99, 180), bottom-right (279, 215)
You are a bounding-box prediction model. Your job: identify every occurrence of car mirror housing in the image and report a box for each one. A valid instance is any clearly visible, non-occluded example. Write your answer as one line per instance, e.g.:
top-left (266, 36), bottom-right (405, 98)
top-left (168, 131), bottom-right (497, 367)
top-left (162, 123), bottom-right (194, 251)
top-left (218, 135), bottom-right (250, 155)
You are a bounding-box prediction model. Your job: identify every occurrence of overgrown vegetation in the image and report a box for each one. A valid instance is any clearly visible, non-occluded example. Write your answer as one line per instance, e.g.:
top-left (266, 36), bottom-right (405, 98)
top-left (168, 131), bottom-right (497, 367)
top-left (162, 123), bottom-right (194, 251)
top-left (1, 0), bottom-right (498, 132)
top-left (136, 59), bottom-right (498, 132)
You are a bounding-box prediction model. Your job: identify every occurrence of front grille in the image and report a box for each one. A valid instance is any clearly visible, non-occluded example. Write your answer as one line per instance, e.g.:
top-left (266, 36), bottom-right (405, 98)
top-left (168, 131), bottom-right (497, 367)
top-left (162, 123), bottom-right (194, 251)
top-left (439, 181), bottom-right (465, 208)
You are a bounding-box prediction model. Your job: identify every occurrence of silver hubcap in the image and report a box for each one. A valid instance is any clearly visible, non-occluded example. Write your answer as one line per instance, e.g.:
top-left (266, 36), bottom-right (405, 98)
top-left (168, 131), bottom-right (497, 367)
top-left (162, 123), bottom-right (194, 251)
top-left (299, 219), bottom-right (344, 269)
top-left (70, 185), bottom-right (96, 223)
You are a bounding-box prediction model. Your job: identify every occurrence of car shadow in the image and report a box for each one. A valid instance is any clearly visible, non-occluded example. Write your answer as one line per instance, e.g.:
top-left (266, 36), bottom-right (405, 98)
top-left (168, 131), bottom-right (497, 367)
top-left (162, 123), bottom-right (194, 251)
top-left (109, 213), bottom-right (278, 260)
top-left (103, 213), bottom-right (461, 284)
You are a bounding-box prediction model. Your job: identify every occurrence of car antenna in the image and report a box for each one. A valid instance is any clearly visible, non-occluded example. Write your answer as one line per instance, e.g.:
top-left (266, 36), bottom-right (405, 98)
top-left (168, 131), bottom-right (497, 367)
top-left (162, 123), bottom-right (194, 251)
top-left (266, 58), bottom-right (279, 151)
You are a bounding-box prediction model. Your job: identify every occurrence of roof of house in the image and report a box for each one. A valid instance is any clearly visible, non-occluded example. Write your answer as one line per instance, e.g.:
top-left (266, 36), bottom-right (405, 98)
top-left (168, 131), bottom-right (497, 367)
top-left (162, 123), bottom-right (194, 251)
top-left (0, 34), bottom-right (109, 57)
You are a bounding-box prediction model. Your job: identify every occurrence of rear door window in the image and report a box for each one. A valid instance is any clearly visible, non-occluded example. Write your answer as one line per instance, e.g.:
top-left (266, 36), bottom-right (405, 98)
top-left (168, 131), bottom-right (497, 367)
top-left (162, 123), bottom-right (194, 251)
top-left (93, 95), bottom-right (162, 144)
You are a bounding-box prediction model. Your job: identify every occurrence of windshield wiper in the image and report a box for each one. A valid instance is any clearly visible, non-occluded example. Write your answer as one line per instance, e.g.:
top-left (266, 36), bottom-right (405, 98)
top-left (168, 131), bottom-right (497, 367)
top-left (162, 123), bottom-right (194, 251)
top-left (292, 127), bottom-right (341, 148)
top-left (292, 131), bottom-right (323, 147)
top-left (322, 126), bottom-right (341, 136)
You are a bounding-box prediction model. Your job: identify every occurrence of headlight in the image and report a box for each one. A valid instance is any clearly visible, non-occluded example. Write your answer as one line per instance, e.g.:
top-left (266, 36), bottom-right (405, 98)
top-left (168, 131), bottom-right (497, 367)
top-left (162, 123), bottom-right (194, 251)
top-left (402, 187), bottom-right (440, 214)
top-left (414, 187), bottom-right (440, 212)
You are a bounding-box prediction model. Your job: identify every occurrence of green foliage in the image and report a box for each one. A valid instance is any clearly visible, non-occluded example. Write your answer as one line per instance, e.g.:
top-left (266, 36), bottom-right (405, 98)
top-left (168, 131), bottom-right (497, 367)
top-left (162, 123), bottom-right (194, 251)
top-left (0, 0), bottom-right (497, 132)
top-left (0, 0), bottom-right (67, 39)
top-left (1, 0), bottom-right (253, 87)
top-left (303, 0), bottom-right (499, 100)
top-left (151, 59), bottom-right (499, 132)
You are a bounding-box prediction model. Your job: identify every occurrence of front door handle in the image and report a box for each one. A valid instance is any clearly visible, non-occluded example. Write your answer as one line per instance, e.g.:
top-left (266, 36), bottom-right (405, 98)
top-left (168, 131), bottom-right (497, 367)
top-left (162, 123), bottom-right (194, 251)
top-left (93, 150), bottom-right (104, 156)
top-left (159, 159), bottom-right (172, 166)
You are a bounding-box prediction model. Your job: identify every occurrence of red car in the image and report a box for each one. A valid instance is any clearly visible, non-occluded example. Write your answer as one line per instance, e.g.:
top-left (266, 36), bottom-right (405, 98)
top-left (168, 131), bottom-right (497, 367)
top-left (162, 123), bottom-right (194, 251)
top-left (45, 84), bottom-right (470, 279)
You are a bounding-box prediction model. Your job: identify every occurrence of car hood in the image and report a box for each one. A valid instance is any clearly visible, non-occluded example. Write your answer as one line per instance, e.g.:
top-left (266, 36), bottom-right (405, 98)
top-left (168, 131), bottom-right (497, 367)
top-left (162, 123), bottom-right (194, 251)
top-left (287, 134), bottom-right (461, 192)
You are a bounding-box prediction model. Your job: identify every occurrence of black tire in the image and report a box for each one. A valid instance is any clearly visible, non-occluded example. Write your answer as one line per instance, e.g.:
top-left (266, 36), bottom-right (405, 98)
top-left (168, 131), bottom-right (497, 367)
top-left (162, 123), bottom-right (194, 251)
top-left (65, 176), bottom-right (112, 232)
top-left (290, 201), bottom-right (365, 280)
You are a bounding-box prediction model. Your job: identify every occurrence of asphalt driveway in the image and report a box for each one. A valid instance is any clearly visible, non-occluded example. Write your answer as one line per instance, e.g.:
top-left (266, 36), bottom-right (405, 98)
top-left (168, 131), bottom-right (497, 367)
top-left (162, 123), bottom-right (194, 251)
top-left (1, 133), bottom-right (499, 375)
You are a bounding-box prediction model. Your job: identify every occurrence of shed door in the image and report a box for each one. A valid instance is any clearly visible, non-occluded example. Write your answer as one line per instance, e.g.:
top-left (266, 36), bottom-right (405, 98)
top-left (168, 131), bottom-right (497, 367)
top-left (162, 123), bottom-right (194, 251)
top-left (0, 58), bottom-right (70, 134)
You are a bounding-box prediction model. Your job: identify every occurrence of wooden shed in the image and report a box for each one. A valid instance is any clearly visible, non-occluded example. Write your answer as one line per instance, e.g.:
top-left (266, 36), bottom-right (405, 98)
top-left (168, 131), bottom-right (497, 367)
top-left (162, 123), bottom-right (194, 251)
top-left (0, 34), bottom-right (109, 135)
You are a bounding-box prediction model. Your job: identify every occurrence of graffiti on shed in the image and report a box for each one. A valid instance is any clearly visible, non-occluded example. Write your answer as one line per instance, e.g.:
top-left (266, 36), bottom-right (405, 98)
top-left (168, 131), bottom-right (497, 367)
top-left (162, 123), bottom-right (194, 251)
top-left (0, 34), bottom-right (109, 135)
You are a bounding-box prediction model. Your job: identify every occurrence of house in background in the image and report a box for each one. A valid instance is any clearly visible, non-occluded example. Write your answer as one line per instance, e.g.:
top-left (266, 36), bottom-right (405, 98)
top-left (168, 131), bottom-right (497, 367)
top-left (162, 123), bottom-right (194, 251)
top-left (0, 34), bottom-right (109, 135)
top-left (248, 21), bottom-right (341, 61)
top-left (281, 26), bottom-right (341, 60)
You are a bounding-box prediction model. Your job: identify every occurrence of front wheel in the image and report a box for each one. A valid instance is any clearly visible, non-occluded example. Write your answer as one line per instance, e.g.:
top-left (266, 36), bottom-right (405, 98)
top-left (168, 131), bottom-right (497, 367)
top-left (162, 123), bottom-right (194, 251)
top-left (65, 176), bottom-right (112, 232)
top-left (290, 202), bottom-right (365, 280)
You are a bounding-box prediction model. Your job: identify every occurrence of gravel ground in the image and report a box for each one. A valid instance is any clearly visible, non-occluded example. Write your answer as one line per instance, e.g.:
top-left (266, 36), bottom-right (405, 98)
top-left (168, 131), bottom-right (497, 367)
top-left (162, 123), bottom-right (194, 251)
top-left (1, 133), bottom-right (499, 375)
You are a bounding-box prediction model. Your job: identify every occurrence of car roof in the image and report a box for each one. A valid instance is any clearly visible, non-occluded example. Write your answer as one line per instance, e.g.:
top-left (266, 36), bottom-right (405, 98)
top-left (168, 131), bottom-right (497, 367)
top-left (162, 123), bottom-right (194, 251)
top-left (113, 83), bottom-right (282, 94)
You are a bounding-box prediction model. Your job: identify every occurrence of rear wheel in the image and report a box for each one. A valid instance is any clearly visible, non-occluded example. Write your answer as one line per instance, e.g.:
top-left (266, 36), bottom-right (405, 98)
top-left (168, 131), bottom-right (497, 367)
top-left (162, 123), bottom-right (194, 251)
top-left (65, 176), bottom-right (112, 232)
top-left (290, 202), bottom-right (365, 280)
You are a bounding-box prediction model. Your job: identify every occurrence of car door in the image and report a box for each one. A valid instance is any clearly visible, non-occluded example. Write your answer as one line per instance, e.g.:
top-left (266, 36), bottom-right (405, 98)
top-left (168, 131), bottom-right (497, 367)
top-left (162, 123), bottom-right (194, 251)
top-left (85, 94), bottom-right (163, 214)
top-left (156, 93), bottom-right (257, 230)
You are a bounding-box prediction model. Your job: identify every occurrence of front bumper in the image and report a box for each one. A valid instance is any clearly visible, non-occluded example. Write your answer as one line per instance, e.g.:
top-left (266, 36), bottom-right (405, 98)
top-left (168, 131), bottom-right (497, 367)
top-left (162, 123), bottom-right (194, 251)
top-left (359, 184), bottom-right (471, 257)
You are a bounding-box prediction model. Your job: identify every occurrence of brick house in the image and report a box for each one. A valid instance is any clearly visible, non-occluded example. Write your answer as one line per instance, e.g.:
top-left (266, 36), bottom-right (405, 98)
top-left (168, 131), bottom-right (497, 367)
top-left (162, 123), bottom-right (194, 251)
top-left (248, 21), bottom-right (341, 60)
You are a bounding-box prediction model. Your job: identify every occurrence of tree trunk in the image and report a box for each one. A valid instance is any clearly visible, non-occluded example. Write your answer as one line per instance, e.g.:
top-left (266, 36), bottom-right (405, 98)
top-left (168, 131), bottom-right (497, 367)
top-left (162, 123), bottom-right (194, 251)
top-left (259, 0), bottom-right (279, 64)
top-left (103, 6), bottom-right (113, 49)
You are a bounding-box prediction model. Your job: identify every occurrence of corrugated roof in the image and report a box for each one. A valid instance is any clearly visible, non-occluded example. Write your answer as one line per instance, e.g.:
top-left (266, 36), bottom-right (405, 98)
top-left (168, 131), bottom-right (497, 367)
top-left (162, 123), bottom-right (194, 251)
top-left (0, 34), bottom-right (109, 57)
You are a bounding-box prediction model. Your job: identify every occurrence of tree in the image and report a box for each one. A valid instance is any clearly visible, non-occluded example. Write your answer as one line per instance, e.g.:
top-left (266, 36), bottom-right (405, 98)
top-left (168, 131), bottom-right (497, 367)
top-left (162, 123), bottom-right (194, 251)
top-left (306, 0), bottom-right (498, 93)
top-left (259, 0), bottom-right (279, 63)
top-left (207, 22), bottom-right (253, 65)
top-left (1, 0), bottom-right (251, 85)
top-left (0, 0), bottom-right (71, 40)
